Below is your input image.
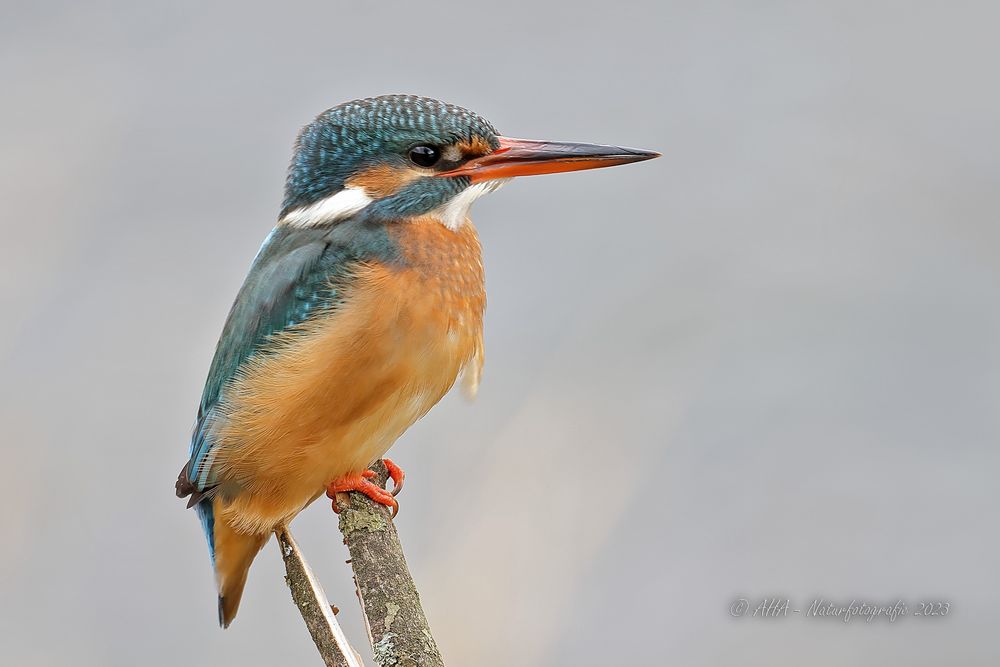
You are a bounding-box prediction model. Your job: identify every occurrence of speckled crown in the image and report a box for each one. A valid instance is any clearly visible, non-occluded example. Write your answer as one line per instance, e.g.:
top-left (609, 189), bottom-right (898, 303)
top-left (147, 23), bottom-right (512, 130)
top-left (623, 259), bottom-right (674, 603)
top-left (282, 95), bottom-right (499, 215)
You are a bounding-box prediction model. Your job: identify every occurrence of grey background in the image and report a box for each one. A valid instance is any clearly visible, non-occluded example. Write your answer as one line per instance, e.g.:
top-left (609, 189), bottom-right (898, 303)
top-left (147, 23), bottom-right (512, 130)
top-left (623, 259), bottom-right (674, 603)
top-left (1, 1), bottom-right (997, 665)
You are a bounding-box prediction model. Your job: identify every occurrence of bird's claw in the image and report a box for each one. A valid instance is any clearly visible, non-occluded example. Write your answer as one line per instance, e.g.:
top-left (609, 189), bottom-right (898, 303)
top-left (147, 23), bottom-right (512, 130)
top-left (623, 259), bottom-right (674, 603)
top-left (326, 459), bottom-right (405, 518)
top-left (382, 457), bottom-right (405, 497)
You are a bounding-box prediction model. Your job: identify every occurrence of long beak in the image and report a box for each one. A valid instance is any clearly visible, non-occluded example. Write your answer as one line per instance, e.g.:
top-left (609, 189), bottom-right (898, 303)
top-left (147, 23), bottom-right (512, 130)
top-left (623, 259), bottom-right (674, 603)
top-left (440, 136), bottom-right (660, 183)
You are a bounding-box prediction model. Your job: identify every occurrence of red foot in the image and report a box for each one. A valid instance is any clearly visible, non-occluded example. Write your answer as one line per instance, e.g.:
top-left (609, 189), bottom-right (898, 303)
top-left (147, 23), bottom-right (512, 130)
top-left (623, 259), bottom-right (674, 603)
top-left (326, 459), bottom-right (405, 517)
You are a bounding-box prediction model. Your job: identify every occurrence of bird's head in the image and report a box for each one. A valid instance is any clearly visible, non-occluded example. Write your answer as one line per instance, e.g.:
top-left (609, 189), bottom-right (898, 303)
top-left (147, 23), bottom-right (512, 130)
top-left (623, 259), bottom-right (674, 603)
top-left (279, 94), bottom-right (658, 229)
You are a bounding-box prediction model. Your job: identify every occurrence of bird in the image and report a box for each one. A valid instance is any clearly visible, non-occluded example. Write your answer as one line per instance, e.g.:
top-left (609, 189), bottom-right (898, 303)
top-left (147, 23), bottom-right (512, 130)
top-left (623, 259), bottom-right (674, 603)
top-left (175, 94), bottom-right (659, 627)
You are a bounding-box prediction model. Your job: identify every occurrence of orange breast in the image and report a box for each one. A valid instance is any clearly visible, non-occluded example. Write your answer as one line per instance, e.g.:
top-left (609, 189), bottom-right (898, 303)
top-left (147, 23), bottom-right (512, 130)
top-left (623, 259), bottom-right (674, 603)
top-left (214, 217), bottom-right (485, 534)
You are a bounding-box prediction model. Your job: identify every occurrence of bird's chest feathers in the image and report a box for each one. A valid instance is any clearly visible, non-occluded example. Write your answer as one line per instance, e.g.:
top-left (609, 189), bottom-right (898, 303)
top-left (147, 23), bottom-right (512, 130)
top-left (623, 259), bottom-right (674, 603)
top-left (297, 218), bottom-right (485, 407)
top-left (389, 216), bottom-right (486, 353)
top-left (302, 217), bottom-right (486, 431)
top-left (366, 217), bottom-right (487, 394)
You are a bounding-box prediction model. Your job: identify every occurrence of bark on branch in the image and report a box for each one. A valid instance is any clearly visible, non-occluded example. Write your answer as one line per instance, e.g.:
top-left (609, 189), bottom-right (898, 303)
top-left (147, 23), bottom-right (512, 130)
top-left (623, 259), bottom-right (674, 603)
top-left (334, 461), bottom-right (445, 667)
top-left (278, 461), bottom-right (445, 667)
top-left (275, 527), bottom-right (364, 667)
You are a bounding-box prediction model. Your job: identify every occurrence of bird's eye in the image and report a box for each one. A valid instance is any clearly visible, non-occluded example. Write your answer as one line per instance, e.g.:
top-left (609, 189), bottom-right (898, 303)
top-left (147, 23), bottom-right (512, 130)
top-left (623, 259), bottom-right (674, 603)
top-left (408, 144), bottom-right (440, 168)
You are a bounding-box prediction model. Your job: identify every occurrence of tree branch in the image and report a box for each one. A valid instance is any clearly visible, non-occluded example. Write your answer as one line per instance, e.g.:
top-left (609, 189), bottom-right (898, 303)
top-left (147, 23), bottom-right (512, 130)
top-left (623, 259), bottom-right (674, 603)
top-left (275, 527), bottom-right (365, 667)
top-left (278, 461), bottom-right (445, 666)
top-left (334, 460), bottom-right (446, 667)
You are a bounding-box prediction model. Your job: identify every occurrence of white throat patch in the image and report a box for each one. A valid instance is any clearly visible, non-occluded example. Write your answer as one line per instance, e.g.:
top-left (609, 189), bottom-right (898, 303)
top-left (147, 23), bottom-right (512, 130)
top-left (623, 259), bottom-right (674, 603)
top-left (430, 179), bottom-right (508, 230)
top-left (279, 185), bottom-right (373, 227)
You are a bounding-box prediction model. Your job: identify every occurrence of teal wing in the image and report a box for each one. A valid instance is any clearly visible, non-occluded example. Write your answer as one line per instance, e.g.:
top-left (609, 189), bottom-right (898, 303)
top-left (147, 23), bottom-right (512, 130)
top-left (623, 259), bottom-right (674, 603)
top-left (186, 226), bottom-right (350, 491)
top-left (175, 219), bottom-right (398, 560)
top-left (194, 235), bottom-right (325, 486)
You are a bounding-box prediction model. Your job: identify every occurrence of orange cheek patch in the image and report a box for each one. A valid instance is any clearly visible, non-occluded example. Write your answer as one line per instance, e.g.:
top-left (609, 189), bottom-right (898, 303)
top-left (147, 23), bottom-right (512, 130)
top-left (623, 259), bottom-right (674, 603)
top-left (455, 135), bottom-right (494, 158)
top-left (346, 163), bottom-right (423, 198)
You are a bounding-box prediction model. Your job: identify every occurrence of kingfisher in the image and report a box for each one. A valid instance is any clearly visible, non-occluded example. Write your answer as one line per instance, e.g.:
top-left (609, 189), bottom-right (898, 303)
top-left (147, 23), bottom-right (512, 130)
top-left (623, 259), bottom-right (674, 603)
top-left (175, 94), bottom-right (658, 627)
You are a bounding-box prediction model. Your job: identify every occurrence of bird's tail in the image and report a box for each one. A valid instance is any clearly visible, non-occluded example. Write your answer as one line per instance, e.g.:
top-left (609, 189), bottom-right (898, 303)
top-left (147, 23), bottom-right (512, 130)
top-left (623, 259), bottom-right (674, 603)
top-left (200, 497), bottom-right (268, 628)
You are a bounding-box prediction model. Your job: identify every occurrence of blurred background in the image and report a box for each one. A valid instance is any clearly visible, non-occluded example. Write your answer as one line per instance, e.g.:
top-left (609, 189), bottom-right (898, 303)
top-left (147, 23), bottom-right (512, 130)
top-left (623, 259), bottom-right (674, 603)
top-left (2, 1), bottom-right (998, 665)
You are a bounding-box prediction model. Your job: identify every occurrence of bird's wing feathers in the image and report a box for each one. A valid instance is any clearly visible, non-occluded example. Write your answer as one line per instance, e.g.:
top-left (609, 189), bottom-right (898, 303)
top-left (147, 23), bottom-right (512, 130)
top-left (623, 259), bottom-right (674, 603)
top-left (183, 223), bottom-right (378, 493)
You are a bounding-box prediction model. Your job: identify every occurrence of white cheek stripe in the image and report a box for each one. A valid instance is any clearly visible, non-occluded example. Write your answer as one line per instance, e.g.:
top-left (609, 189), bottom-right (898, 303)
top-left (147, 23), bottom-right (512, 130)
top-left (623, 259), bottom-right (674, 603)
top-left (430, 179), bottom-right (508, 230)
top-left (279, 186), bottom-right (373, 227)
